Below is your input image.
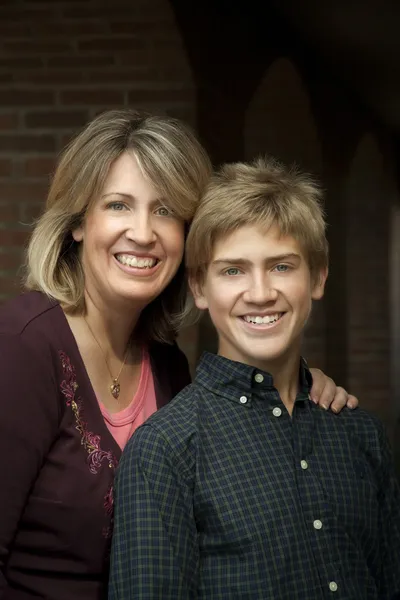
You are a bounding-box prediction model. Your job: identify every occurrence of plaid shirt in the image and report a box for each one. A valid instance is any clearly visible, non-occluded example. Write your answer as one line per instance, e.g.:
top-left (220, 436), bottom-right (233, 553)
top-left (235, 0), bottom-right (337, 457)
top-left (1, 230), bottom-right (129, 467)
top-left (109, 352), bottom-right (400, 599)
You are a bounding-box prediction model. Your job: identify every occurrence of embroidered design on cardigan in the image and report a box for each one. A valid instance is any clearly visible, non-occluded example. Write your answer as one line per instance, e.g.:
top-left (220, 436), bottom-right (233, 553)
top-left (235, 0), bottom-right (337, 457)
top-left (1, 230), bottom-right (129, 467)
top-left (59, 351), bottom-right (117, 538)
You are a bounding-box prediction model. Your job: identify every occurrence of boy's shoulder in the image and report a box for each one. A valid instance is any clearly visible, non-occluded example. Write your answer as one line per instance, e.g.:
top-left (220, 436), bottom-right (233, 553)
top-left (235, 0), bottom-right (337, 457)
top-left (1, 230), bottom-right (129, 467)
top-left (123, 382), bottom-right (203, 468)
top-left (147, 381), bottom-right (201, 428)
top-left (318, 404), bottom-right (389, 460)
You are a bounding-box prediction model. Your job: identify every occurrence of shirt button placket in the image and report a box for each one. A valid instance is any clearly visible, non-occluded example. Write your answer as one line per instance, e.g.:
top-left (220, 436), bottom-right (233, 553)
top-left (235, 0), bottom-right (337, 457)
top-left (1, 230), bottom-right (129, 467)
top-left (313, 519), bottom-right (323, 530)
top-left (239, 395), bottom-right (248, 404)
top-left (272, 406), bottom-right (282, 417)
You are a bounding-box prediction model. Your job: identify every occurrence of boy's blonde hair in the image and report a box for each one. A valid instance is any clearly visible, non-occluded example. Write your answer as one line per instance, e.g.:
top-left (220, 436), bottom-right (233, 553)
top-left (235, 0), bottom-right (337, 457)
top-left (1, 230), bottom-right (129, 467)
top-left (186, 157), bottom-right (328, 283)
top-left (25, 108), bottom-right (212, 344)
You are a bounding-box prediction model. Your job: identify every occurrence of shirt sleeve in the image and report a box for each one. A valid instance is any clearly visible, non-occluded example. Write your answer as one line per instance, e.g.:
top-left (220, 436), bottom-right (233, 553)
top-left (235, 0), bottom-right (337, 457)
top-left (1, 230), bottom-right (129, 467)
top-left (109, 424), bottom-right (199, 600)
top-left (376, 420), bottom-right (400, 597)
top-left (0, 334), bottom-right (60, 597)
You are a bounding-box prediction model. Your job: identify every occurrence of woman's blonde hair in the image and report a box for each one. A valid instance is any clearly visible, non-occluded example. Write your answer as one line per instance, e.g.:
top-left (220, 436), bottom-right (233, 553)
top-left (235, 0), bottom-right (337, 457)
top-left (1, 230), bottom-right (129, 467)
top-left (26, 109), bottom-right (212, 343)
top-left (186, 156), bottom-right (329, 284)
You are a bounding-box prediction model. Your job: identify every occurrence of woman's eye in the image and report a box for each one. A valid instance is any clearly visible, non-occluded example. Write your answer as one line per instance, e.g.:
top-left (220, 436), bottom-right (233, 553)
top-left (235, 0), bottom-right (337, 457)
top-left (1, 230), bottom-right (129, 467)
top-left (107, 202), bottom-right (126, 211)
top-left (224, 267), bottom-right (241, 276)
top-left (155, 206), bottom-right (171, 217)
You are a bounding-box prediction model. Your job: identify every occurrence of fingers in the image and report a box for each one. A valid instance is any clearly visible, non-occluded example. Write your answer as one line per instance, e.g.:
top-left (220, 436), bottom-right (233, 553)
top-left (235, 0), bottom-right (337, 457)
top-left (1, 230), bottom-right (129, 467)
top-left (329, 386), bottom-right (349, 414)
top-left (345, 394), bottom-right (359, 409)
top-left (316, 376), bottom-right (336, 411)
top-left (308, 368), bottom-right (325, 404)
top-left (308, 368), bottom-right (359, 413)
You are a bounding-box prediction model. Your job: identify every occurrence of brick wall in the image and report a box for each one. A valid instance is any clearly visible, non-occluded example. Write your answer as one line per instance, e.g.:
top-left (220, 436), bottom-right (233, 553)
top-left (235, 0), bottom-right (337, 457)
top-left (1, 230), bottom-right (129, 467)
top-left (245, 58), bottom-right (326, 372)
top-left (346, 134), bottom-right (391, 420)
top-left (0, 0), bottom-right (196, 301)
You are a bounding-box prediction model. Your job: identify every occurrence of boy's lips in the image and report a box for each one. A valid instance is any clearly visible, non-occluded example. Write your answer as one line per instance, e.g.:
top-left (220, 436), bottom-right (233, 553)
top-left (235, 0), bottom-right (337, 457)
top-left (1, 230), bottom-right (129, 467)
top-left (239, 312), bottom-right (285, 330)
top-left (241, 312), bottom-right (284, 325)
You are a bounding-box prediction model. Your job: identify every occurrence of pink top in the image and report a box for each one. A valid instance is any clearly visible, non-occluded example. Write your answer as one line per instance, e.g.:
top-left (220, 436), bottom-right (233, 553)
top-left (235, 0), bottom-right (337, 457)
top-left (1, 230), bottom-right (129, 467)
top-left (99, 349), bottom-right (157, 450)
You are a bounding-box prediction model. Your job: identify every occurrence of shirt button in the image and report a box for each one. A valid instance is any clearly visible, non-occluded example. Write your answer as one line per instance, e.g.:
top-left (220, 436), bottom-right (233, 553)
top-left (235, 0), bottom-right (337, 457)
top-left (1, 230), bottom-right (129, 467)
top-left (313, 519), bottom-right (323, 530)
top-left (254, 373), bottom-right (264, 383)
top-left (300, 460), bottom-right (308, 470)
top-left (239, 396), bottom-right (248, 404)
top-left (328, 581), bottom-right (338, 592)
top-left (272, 407), bottom-right (282, 417)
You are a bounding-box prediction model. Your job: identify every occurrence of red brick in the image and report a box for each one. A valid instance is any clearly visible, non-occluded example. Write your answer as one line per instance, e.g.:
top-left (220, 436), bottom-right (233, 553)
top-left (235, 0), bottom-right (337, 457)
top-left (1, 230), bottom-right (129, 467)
top-left (0, 135), bottom-right (56, 153)
top-left (21, 202), bottom-right (45, 222)
top-left (0, 57), bottom-right (44, 68)
top-left (0, 113), bottom-right (19, 130)
top-left (0, 202), bottom-right (19, 222)
top-left (0, 250), bottom-right (23, 270)
top-left (0, 159), bottom-right (12, 177)
top-left (14, 70), bottom-right (84, 85)
top-left (28, 20), bottom-right (107, 36)
top-left (118, 50), bottom-right (150, 66)
top-left (3, 40), bottom-right (72, 53)
top-left (0, 229), bottom-right (30, 247)
top-left (0, 23), bottom-right (31, 36)
top-left (128, 88), bottom-right (193, 103)
top-left (24, 157), bottom-right (56, 177)
top-left (60, 89), bottom-right (125, 105)
top-left (63, 7), bottom-right (136, 19)
top-left (25, 110), bottom-right (88, 129)
top-left (48, 55), bottom-right (115, 68)
top-left (0, 7), bottom-right (56, 21)
top-left (78, 37), bottom-right (144, 52)
top-left (0, 182), bottom-right (48, 203)
top-left (0, 89), bottom-right (55, 106)
top-left (0, 276), bottom-right (24, 297)
top-left (84, 68), bottom-right (150, 84)
top-left (0, 74), bottom-right (13, 83)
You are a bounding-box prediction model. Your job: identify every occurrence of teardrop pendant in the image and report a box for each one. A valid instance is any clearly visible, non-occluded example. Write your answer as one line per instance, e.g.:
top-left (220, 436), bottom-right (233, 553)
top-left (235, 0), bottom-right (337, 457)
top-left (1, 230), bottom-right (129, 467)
top-left (110, 379), bottom-right (121, 399)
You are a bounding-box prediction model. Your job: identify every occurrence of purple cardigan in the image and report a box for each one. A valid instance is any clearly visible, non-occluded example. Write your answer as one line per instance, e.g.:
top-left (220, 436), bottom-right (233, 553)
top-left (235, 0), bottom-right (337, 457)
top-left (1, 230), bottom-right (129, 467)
top-left (0, 292), bottom-right (191, 600)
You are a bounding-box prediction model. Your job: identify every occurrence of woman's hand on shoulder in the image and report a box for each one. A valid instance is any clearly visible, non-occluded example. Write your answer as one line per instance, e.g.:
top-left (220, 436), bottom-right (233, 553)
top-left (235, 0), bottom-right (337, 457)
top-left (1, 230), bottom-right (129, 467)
top-left (309, 368), bottom-right (358, 413)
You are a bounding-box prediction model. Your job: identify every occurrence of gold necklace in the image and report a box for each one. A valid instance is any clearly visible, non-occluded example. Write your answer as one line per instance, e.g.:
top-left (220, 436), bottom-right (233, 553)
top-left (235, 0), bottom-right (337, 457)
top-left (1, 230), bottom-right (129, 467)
top-left (84, 317), bottom-right (129, 399)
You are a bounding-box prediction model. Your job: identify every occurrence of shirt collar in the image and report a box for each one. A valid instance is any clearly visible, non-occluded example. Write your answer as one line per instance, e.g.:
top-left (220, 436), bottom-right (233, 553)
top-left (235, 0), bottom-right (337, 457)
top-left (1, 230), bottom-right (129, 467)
top-left (194, 352), bottom-right (312, 407)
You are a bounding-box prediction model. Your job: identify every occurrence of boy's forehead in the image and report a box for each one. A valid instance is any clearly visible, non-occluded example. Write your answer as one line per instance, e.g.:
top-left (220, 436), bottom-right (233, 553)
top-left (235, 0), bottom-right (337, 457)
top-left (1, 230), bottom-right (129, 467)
top-left (210, 223), bottom-right (304, 262)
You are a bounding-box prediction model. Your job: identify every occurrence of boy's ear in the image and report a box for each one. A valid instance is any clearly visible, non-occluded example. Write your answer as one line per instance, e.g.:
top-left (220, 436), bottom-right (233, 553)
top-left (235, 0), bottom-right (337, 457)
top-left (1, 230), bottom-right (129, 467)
top-left (188, 276), bottom-right (209, 311)
top-left (311, 267), bottom-right (328, 300)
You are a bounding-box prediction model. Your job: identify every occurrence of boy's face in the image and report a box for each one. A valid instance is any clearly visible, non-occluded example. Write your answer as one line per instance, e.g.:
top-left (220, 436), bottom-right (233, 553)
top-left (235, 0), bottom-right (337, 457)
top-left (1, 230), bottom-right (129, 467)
top-left (191, 223), bottom-right (327, 372)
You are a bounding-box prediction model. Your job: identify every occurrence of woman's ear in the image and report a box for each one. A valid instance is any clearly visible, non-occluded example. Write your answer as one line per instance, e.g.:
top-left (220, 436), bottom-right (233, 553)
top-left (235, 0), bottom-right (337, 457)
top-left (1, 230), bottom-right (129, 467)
top-left (71, 224), bottom-right (83, 243)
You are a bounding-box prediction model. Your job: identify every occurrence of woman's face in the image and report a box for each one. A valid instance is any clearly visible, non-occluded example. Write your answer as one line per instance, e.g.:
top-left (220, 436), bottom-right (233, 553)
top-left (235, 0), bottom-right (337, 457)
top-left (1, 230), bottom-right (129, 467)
top-left (72, 152), bottom-right (185, 313)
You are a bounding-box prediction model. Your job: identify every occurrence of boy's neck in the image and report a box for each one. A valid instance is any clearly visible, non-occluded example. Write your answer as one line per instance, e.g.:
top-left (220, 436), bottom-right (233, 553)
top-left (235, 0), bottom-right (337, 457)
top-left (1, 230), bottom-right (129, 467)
top-left (268, 352), bottom-right (302, 416)
top-left (218, 348), bottom-right (302, 416)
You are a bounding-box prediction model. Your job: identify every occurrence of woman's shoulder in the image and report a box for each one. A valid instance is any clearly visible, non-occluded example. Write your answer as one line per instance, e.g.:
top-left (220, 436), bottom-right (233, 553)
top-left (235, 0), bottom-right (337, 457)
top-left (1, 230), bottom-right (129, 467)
top-left (0, 290), bottom-right (59, 336)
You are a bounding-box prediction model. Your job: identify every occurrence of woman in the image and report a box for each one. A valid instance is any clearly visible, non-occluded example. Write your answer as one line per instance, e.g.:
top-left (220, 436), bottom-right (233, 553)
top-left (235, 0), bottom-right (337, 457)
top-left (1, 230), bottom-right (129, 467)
top-left (0, 109), bottom-right (356, 600)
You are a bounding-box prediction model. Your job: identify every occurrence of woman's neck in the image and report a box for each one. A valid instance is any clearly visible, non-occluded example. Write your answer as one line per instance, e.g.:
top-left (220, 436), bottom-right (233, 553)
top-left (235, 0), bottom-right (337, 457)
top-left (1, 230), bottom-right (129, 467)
top-left (82, 292), bottom-right (141, 360)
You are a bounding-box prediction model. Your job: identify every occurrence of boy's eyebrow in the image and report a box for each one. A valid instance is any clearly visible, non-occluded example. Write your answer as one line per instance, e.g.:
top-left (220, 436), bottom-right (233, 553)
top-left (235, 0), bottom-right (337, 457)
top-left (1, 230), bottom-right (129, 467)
top-left (212, 253), bottom-right (301, 266)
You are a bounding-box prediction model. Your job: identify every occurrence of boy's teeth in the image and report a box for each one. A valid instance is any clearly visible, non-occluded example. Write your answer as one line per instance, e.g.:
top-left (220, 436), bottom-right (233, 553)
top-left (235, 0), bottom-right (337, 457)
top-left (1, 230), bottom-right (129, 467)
top-left (116, 254), bottom-right (157, 268)
top-left (244, 313), bottom-right (281, 324)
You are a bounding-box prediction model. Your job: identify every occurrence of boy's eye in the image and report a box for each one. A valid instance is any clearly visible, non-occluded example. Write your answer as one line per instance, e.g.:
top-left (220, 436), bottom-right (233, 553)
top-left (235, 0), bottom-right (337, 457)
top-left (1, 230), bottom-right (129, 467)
top-left (224, 267), bottom-right (241, 276)
top-left (274, 264), bottom-right (289, 272)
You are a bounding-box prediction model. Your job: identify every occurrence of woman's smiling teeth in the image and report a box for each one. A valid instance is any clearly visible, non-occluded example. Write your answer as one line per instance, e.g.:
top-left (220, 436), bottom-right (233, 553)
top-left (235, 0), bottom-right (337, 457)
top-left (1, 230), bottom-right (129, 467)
top-left (116, 254), bottom-right (158, 269)
top-left (243, 313), bottom-right (283, 325)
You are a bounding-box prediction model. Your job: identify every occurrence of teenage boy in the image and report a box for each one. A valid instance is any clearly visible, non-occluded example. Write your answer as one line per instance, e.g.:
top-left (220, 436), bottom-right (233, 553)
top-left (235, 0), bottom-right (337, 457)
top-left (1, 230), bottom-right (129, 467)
top-left (109, 158), bottom-right (400, 599)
